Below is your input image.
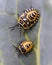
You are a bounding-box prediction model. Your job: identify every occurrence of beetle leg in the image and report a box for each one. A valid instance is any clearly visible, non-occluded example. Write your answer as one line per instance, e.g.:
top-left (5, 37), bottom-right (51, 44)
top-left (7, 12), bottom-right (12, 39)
top-left (9, 24), bottom-right (20, 31)
top-left (9, 26), bottom-right (14, 31)
top-left (18, 52), bottom-right (21, 57)
top-left (12, 45), bottom-right (19, 51)
top-left (12, 45), bottom-right (21, 56)
top-left (22, 29), bottom-right (25, 37)
top-left (20, 27), bottom-right (25, 39)
top-left (20, 29), bottom-right (21, 37)
top-left (19, 27), bottom-right (22, 38)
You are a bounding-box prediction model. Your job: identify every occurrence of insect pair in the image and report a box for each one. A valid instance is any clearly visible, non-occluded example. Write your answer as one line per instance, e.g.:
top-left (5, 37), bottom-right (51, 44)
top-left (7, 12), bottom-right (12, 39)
top-left (9, 7), bottom-right (40, 55)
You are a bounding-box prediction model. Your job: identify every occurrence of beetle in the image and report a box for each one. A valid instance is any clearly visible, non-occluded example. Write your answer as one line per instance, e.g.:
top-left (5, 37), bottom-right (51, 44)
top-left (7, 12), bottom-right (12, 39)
top-left (13, 40), bottom-right (33, 55)
top-left (9, 7), bottom-right (40, 31)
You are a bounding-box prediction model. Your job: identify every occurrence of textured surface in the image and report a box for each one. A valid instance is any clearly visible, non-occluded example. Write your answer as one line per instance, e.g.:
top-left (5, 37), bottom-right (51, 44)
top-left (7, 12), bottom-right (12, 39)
top-left (0, 0), bottom-right (50, 65)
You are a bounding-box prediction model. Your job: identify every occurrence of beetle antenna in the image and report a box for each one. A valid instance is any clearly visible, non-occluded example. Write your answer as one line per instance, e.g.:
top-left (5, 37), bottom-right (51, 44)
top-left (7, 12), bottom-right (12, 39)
top-left (9, 23), bottom-right (20, 31)
top-left (12, 45), bottom-right (19, 51)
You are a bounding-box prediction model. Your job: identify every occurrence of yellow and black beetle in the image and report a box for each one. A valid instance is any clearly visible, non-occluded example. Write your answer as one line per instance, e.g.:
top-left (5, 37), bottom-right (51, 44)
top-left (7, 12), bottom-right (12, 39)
top-left (9, 7), bottom-right (40, 31)
top-left (13, 41), bottom-right (33, 55)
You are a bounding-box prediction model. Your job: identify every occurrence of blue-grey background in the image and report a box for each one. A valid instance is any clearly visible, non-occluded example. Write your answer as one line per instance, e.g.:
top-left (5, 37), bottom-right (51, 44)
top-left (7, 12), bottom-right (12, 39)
top-left (0, 0), bottom-right (52, 65)
top-left (40, 0), bottom-right (52, 65)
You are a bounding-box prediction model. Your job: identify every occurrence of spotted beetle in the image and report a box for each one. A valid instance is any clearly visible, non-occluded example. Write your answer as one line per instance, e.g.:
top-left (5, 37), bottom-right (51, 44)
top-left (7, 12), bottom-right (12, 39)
top-left (13, 40), bottom-right (33, 55)
top-left (9, 7), bottom-right (40, 30)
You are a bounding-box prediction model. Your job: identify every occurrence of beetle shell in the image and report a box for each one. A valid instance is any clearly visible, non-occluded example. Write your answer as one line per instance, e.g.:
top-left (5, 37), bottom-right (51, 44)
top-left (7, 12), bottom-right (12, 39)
top-left (18, 8), bottom-right (40, 29)
top-left (18, 41), bottom-right (33, 54)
